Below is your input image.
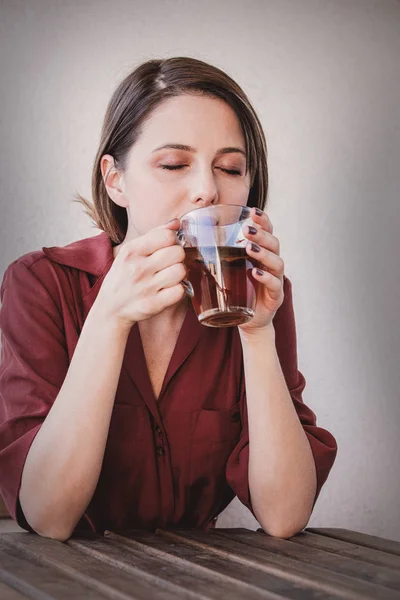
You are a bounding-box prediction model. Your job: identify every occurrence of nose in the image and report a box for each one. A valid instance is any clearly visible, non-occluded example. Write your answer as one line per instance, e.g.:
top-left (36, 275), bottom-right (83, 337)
top-left (189, 167), bottom-right (219, 207)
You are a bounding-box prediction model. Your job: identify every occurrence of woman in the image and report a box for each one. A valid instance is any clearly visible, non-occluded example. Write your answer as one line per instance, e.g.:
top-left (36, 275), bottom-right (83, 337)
top-left (0, 57), bottom-right (337, 541)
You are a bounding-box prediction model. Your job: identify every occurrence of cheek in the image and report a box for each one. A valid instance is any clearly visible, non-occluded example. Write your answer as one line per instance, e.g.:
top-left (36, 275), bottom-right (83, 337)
top-left (126, 167), bottom-right (185, 199)
top-left (124, 171), bottom-right (185, 231)
top-left (124, 173), bottom-right (162, 211)
top-left (220, 178), bottom-right (251, 205)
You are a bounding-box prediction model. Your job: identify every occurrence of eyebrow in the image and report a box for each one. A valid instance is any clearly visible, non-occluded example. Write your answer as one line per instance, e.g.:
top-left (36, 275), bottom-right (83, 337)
top-left (152, 143), bottom-right (247, 157)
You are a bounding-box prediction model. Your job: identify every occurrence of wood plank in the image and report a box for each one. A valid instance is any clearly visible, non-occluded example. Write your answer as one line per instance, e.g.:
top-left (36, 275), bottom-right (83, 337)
top-left (2, 527), bottom-right (398, 600)
top-left (214, 528), bottom-right (400, 593)
top-left (1, 533), bottom-right (188, 600)
top-left (292, 530), bottom-right (400, 571)
top-left (69, 533), bottom-right (280, 600)
top-left (0, 581), bottom-right (29, 600)
top-left (306, 528), bottom-right (400, 557)
top-left (112, 529), bottom-right (390, 600)
top-left (0, 541), bottom-right (103, 599)
top-left (151, 528), bottom-right (400, 600)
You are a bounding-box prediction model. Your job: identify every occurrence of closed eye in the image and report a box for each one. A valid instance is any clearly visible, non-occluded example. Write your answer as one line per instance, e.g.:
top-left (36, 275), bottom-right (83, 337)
top-left (160, 165), bottom-right (242, 176)
top-left (217, 167), bottom-right (242, 176)
top-left (160, 164), bottom-right (186, 170)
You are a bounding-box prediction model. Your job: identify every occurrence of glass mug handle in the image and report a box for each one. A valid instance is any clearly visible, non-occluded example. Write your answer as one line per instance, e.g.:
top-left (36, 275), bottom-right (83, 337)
top-left (176, 228), bottom-right (194, 298)
top-left (181, 279), bottom-right (194, 298)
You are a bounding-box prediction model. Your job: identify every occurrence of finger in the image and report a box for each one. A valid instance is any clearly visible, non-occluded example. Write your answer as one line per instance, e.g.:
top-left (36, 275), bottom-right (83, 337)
top-left (154, 218), bottom-right (181, 232)
top-left (122, 227), bottom-right (178, 258)
top-left (153, 262), bottom-right (187, 291)
top-left (147, 244), bottom-right (185, 274)
top-left (252, 268), bottom-right (283, 300)
top-left (244, 224), bottom-right (280, 255)
top-left (251, 207), bottom-right (273, 234)
top-left (246, 242), bottom-right (284, 278)
top-left (157, 282), bottom-right (186, 309)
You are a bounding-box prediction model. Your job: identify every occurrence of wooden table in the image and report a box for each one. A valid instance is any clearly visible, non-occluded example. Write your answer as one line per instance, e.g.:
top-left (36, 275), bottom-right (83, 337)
top-left (0, 527), bottom-right (399, 599)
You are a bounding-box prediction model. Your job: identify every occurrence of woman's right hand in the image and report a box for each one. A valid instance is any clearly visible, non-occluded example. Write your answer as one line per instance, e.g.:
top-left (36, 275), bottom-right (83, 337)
top-left (94, 219), bottom-right (187, 330)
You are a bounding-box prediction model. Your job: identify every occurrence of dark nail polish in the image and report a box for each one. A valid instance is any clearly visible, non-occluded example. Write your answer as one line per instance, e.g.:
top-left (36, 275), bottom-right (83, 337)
top-left (255, 208), bottom-right (263, 216)
top-left (248, 225), bottom-right (257, 235)
top-left (256, 268), bottom-right (264, 276)
top-left (250, 242), bottom-right (261, 253)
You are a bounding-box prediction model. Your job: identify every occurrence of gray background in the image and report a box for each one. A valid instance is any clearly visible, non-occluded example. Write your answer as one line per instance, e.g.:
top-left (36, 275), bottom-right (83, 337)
top-left (0, 0), bottom-right (399, 540)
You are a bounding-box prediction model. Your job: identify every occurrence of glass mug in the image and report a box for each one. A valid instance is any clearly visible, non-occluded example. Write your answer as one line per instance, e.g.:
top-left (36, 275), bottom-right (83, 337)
top-left (177, 204), bottom-right (260, 327)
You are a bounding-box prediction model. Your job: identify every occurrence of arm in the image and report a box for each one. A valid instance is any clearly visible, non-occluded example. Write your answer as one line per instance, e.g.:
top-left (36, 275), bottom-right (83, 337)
top-left (240, 322), bottom-right (317, 539)
top-left (226, 277), bottom-right (337, 538)
top-left (19, 299), bottom-right (130, 541)
top-left (0, 222), bottom-right (185, 541)
top-left (226, 209), bottom-right (337, 538)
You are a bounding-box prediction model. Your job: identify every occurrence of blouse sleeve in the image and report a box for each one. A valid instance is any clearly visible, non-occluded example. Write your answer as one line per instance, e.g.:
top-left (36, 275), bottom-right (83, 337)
top-left (0, 257), bottom-right (70, 530)
top-left (225, 275), bottom-right (338, 514)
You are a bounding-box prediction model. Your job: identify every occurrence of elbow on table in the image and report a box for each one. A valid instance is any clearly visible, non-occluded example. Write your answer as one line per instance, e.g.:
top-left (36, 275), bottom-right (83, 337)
top-left (19, 490), bottom-right (74, 542)
top-left (262, 522), bottom-right (305, 540)
top-left (20, 498), bottom-right (75, 542)
top-left (251, 494), bottom-right (312, 539)
top-left (33, 522), bottom-right (73, 542)
top-left (24, 510), bottom-right (74, 542)
top-left (256, 512), bottom-right (309, 540)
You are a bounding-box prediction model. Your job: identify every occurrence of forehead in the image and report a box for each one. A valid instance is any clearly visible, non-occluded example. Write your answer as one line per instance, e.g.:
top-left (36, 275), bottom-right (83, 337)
top-left (136, 94), bottom-right (245, 150)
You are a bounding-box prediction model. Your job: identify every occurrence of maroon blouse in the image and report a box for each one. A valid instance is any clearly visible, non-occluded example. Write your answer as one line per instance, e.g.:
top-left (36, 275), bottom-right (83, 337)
top-left (0, 232), bottom-right (337, 533)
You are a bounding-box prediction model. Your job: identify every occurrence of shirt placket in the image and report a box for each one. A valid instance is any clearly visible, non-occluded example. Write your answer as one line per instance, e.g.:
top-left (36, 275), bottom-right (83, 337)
top-left (120, 325), bottom-right (177, 527)
top-left (153, 420), bottom-right (175, 526)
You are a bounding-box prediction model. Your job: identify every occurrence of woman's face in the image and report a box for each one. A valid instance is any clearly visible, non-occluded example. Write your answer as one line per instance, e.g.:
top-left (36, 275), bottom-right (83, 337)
top-left (106, 94), bottom-right (251, 238)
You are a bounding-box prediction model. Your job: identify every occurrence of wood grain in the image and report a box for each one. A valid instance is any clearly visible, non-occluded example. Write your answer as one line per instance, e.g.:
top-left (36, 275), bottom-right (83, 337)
top-left (215, 528), bottom-right (400, 592)
top-left (293, 530), bottom-right (400, 570)
top-left (306, 527), bottom-right (400, 557)
top-left (0, 528), bottom-right (398, 599)
top-left (0, 534), bottom-right (182, 600)
top-left (0, 580), bottom-right (28, 600)
top-left (153, 528), bottom-right (400, 600)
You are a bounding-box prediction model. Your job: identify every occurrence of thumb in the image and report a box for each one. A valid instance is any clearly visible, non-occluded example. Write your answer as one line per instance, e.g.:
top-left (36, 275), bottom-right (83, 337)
top-left (157, 217), bottom-right (180, 231)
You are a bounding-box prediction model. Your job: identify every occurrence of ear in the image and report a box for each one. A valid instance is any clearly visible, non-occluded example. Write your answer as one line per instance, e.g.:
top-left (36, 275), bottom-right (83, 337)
top-left (100, 154), bottom-right (128, 208)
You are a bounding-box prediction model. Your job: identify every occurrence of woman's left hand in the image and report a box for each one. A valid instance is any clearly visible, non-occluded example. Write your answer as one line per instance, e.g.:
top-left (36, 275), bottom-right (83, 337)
top-left (238, 207), bottom-right (285, 333)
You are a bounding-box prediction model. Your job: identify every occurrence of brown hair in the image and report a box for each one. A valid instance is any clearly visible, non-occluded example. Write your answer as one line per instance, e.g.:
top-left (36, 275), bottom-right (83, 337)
top-left (78, 57), bottom-right (268, 244)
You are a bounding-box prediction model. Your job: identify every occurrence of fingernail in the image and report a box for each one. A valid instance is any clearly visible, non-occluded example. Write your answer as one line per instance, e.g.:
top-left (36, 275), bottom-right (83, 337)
top-left (255, 208), bottom-right (263, 217)
top-left (248, 226), bottom-right (257, 235)
top-left (166, 218), bottom-right (177, 224)
top-left (250, 242), bottom-right (261, 253)
top-left (256, 268), bottom-right (264, 276)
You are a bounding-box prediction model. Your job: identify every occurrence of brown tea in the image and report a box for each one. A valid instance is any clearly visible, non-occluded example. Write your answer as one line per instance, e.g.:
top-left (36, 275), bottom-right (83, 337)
top-left (184, 246), bottom-right (259, 327)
